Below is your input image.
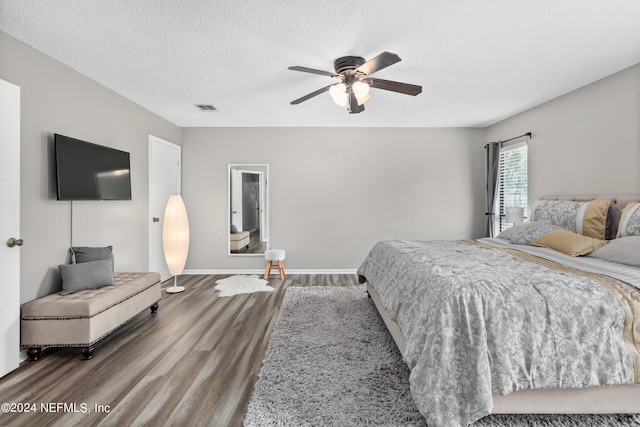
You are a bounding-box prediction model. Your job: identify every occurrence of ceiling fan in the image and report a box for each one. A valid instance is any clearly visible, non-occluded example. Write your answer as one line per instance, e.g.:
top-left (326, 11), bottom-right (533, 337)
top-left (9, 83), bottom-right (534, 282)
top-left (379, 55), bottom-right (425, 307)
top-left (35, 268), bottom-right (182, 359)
top-left (288, 51), bottom-right (422, 114)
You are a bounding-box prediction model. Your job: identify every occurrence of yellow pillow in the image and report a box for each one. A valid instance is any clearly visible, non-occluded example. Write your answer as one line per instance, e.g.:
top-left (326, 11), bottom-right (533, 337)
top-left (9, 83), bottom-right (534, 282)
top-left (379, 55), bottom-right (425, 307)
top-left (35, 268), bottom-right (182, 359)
top-left (581, 199), bottom-right (611, 240)
top-left (531, 229), bottom-right (607, 256)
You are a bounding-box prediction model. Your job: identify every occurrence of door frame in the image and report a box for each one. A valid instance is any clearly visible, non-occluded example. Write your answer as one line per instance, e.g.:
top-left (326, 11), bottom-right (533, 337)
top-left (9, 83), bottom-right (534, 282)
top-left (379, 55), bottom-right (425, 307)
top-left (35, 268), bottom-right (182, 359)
top-left (232, 169), bottom-right (264, 236)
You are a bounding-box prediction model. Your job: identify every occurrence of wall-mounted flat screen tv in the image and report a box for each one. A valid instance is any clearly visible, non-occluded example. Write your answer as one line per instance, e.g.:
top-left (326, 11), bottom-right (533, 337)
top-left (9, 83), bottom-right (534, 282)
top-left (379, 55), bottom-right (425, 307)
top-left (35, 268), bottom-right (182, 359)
top-left (55, 134), bottom-right (132, 201)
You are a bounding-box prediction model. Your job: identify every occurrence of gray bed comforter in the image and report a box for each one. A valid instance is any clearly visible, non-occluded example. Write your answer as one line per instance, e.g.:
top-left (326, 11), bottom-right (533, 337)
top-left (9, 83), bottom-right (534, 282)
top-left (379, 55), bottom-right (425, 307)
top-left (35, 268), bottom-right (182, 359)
top-left (357, 239), bottom-right (634, 427)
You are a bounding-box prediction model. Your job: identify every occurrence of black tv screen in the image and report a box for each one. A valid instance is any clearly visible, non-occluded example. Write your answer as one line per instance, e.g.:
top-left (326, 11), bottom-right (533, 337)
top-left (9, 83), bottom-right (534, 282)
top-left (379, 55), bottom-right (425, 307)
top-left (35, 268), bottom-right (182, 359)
top-left (55, 134), bottom-right (132, 201)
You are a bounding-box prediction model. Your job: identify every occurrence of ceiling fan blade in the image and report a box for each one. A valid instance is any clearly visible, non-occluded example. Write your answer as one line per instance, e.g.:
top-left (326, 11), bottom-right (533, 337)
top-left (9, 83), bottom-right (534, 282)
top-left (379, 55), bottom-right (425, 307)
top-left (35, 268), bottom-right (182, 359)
top-left (367, 77), bottom-right (422, 96)
top-left (288, 66), bottom-right (336, 77)
top-left (290, 85), bottom-right (332, 105)
top-left (355, 51), bottom-right (401, 76)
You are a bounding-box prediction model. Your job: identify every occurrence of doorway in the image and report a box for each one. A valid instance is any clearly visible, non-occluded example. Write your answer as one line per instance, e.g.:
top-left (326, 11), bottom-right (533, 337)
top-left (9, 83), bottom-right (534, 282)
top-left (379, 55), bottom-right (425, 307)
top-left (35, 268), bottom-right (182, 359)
top-left (148, 135), bottom-right (181, 282)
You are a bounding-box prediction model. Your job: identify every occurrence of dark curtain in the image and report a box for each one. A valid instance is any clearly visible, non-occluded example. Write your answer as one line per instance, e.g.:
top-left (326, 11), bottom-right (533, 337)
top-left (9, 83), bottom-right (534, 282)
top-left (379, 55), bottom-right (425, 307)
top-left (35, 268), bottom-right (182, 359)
top-left (485, 142), bottom-right (500, 237)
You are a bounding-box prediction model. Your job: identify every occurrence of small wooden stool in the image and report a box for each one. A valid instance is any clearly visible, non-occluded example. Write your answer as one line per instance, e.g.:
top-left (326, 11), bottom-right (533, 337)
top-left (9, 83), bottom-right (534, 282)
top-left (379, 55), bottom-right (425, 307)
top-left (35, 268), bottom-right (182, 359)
top-left (263, 249), bottom-right (286, 280)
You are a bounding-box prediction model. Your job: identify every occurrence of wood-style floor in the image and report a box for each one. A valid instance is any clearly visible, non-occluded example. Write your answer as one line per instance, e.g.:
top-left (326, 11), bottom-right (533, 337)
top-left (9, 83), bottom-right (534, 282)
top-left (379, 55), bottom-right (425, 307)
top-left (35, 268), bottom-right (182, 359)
top-left (0, 274), bottom-right (360, 427)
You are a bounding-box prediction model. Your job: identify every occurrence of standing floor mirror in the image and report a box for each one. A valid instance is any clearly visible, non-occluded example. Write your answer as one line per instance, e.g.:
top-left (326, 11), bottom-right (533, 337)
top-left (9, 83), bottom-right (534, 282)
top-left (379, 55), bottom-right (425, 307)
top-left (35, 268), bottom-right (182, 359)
top-left (228, 164), bottom-right (269, 256)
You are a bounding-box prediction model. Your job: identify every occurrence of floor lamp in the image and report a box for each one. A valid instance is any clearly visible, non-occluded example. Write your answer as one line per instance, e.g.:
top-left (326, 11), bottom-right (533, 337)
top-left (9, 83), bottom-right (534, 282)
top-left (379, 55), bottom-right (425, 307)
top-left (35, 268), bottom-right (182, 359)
top-left (163, 195), bottom-right (190, 294)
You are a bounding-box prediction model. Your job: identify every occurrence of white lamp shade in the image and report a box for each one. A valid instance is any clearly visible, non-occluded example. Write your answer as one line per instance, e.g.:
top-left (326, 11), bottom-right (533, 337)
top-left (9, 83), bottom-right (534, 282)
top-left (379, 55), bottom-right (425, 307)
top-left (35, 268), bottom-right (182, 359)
top-left (505, 207), bottom-right (525, 224)
top-left (329, 83), bottom-right (348, 107)
top-left (352, 80), bottom-right (370, 102)
top-left (162, 195), bottom-right (190, 276)
top-left (356, 94), bottom-right (370, 106)
top-left (330, 81), bottom-right (371, 107)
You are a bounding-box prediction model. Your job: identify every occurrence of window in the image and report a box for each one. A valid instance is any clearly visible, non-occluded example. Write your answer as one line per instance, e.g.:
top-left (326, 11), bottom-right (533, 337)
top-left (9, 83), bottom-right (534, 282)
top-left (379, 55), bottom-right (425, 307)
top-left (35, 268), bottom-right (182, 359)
top-left (495, 141), bottom-right (527, 233)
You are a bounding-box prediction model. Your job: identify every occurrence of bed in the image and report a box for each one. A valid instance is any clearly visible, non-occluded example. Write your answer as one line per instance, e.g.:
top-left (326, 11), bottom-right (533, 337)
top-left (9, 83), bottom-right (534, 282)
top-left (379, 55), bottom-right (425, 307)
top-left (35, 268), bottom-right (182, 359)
top-left (357, 196), bottom-right (640, 427)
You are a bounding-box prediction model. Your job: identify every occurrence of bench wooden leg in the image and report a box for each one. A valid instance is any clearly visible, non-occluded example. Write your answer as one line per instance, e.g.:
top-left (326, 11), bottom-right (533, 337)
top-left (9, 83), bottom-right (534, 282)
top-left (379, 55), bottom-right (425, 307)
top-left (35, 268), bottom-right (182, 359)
top-left (150, 302), bottom-right (159, 313)
top-left (82, 346), bottom-right (95, 360)
top-left (263, 261), bottom-right (272, 279)
top-left (27, 347), bottom-right (42, 362)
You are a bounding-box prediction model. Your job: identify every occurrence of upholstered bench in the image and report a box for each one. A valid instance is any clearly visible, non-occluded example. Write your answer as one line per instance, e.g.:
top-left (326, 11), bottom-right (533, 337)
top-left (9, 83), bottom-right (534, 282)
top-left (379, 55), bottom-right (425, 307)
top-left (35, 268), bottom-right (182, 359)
top-left (230, 230), bottom-right (250, 252)
top-left (21, 272), bottom-right (161, 361)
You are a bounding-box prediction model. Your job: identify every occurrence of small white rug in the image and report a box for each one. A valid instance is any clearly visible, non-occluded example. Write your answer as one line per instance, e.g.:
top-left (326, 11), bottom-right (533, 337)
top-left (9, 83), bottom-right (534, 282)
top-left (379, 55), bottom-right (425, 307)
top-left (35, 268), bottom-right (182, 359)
top-left (214, 275), bottom-right (274, 297)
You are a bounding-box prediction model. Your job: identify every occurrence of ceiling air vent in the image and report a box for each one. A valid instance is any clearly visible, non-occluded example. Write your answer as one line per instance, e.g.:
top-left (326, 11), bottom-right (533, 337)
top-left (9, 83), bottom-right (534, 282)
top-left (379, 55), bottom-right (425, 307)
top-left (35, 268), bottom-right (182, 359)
top-left (194, 104), bottom-right (218, 112)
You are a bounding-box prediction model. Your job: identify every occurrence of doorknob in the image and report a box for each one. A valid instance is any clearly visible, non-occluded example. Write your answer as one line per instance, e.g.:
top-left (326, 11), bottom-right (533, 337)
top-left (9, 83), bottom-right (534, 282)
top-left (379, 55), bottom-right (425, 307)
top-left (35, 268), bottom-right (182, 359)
top-left (7, 238), bottom-right (23, 248)
top-left (152, 217), bottom-right (160, 222)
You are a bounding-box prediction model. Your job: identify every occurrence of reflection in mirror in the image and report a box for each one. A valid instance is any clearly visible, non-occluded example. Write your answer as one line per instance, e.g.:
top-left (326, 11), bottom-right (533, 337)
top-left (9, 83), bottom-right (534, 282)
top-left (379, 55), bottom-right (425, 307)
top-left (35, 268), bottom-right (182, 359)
top-left (228, 164), bottom-right (269, 256)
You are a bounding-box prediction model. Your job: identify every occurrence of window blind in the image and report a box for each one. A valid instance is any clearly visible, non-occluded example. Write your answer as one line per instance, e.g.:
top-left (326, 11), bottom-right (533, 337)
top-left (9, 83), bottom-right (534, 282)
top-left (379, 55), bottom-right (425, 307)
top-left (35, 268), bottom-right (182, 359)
top-left (497, 142), bottom-right (528, 233)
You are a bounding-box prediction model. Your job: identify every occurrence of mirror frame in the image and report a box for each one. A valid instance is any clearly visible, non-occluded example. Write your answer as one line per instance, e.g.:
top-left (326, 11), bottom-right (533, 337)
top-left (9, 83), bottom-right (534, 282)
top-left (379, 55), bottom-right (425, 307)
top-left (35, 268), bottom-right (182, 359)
top-left (228, 164), bottom-right (269, 256)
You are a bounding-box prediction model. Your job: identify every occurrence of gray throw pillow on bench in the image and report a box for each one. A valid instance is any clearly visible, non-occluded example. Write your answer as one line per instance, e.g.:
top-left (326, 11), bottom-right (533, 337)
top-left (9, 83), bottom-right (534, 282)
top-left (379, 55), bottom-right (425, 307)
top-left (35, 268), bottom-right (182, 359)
top-left (70, 246), bottom-right (114, 271)
top-left (59, 259), bottom-right (115, 295)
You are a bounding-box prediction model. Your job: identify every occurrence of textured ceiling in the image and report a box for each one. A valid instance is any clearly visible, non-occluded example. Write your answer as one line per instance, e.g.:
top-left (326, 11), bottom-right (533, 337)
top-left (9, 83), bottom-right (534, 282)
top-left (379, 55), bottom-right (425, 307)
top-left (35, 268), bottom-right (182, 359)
top-left (1, 1), bottom-right (640, 128)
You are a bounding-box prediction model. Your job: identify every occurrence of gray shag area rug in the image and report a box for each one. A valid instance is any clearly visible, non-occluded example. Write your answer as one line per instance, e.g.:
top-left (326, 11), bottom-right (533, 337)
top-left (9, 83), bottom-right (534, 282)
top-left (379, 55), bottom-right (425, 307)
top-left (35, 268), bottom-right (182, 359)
top-left (244, 286), bottom-right (640, 426)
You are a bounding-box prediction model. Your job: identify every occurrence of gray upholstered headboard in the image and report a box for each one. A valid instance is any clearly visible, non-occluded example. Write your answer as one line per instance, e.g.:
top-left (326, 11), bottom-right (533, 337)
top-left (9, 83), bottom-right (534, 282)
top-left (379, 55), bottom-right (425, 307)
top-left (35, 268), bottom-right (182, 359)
top-left (537, 195), bottom-right (640, 239)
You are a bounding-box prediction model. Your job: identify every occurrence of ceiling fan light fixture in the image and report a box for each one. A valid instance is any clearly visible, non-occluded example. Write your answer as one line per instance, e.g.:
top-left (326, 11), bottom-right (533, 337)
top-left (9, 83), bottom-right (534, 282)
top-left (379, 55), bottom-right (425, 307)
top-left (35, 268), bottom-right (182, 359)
top-left (356, 93), bottom-right (370, 106)
top-left (352, 80), bottom-right (370, 101)
top-left (329, 81), bottom-right (370, 108)
top-left (329, 83), bottom-right (348, 107)
top-left (289, 51), bottom-right (421, 113)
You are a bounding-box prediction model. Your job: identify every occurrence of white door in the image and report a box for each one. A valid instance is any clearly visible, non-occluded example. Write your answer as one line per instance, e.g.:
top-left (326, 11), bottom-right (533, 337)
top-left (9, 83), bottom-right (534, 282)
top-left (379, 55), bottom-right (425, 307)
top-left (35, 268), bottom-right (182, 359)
top-left (148, 136), bottom-right (181, 282)
top-left (0, 79), bottom-right (21, 378)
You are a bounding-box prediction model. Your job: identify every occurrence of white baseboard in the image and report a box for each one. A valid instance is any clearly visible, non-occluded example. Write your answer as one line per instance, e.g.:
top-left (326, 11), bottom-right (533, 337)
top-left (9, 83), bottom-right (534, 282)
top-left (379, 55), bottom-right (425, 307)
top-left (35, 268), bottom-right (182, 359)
top-left (183, 269), bottom-right (358, 276)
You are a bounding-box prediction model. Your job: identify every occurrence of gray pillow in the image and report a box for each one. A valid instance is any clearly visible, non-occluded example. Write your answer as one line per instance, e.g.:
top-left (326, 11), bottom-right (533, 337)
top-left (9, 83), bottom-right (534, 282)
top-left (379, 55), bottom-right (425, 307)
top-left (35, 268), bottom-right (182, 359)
top-left (59, 259), bottom-right (115, 295)
top-left (587, 236), bottom-right (640, 267)
top-left (71, 246), bottom-right (114, 271)
top-left (530, 200), bottom-right (581, 232)
top-left (496, 221), bottom-right (562, 245)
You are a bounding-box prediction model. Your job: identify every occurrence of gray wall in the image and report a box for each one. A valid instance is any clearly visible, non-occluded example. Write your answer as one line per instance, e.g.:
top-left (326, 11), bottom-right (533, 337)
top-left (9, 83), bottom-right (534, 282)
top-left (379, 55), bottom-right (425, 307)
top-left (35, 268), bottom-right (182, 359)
top-left (181, 127), bottom-right (486, 272)
top-left (183, 64), bottom-right (640, 273)
top-left (485, 63), bottom-right (640, 210)
top-left (5, 25), bottom-right (639, 295)
top-left (0, 31), bottom-right (181, 302)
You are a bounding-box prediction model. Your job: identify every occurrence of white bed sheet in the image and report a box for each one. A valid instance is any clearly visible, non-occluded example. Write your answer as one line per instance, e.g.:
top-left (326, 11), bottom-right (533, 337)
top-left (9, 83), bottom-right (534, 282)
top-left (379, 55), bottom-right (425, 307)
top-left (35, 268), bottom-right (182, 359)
top-left (478, 237), bottom-right (640, 291)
